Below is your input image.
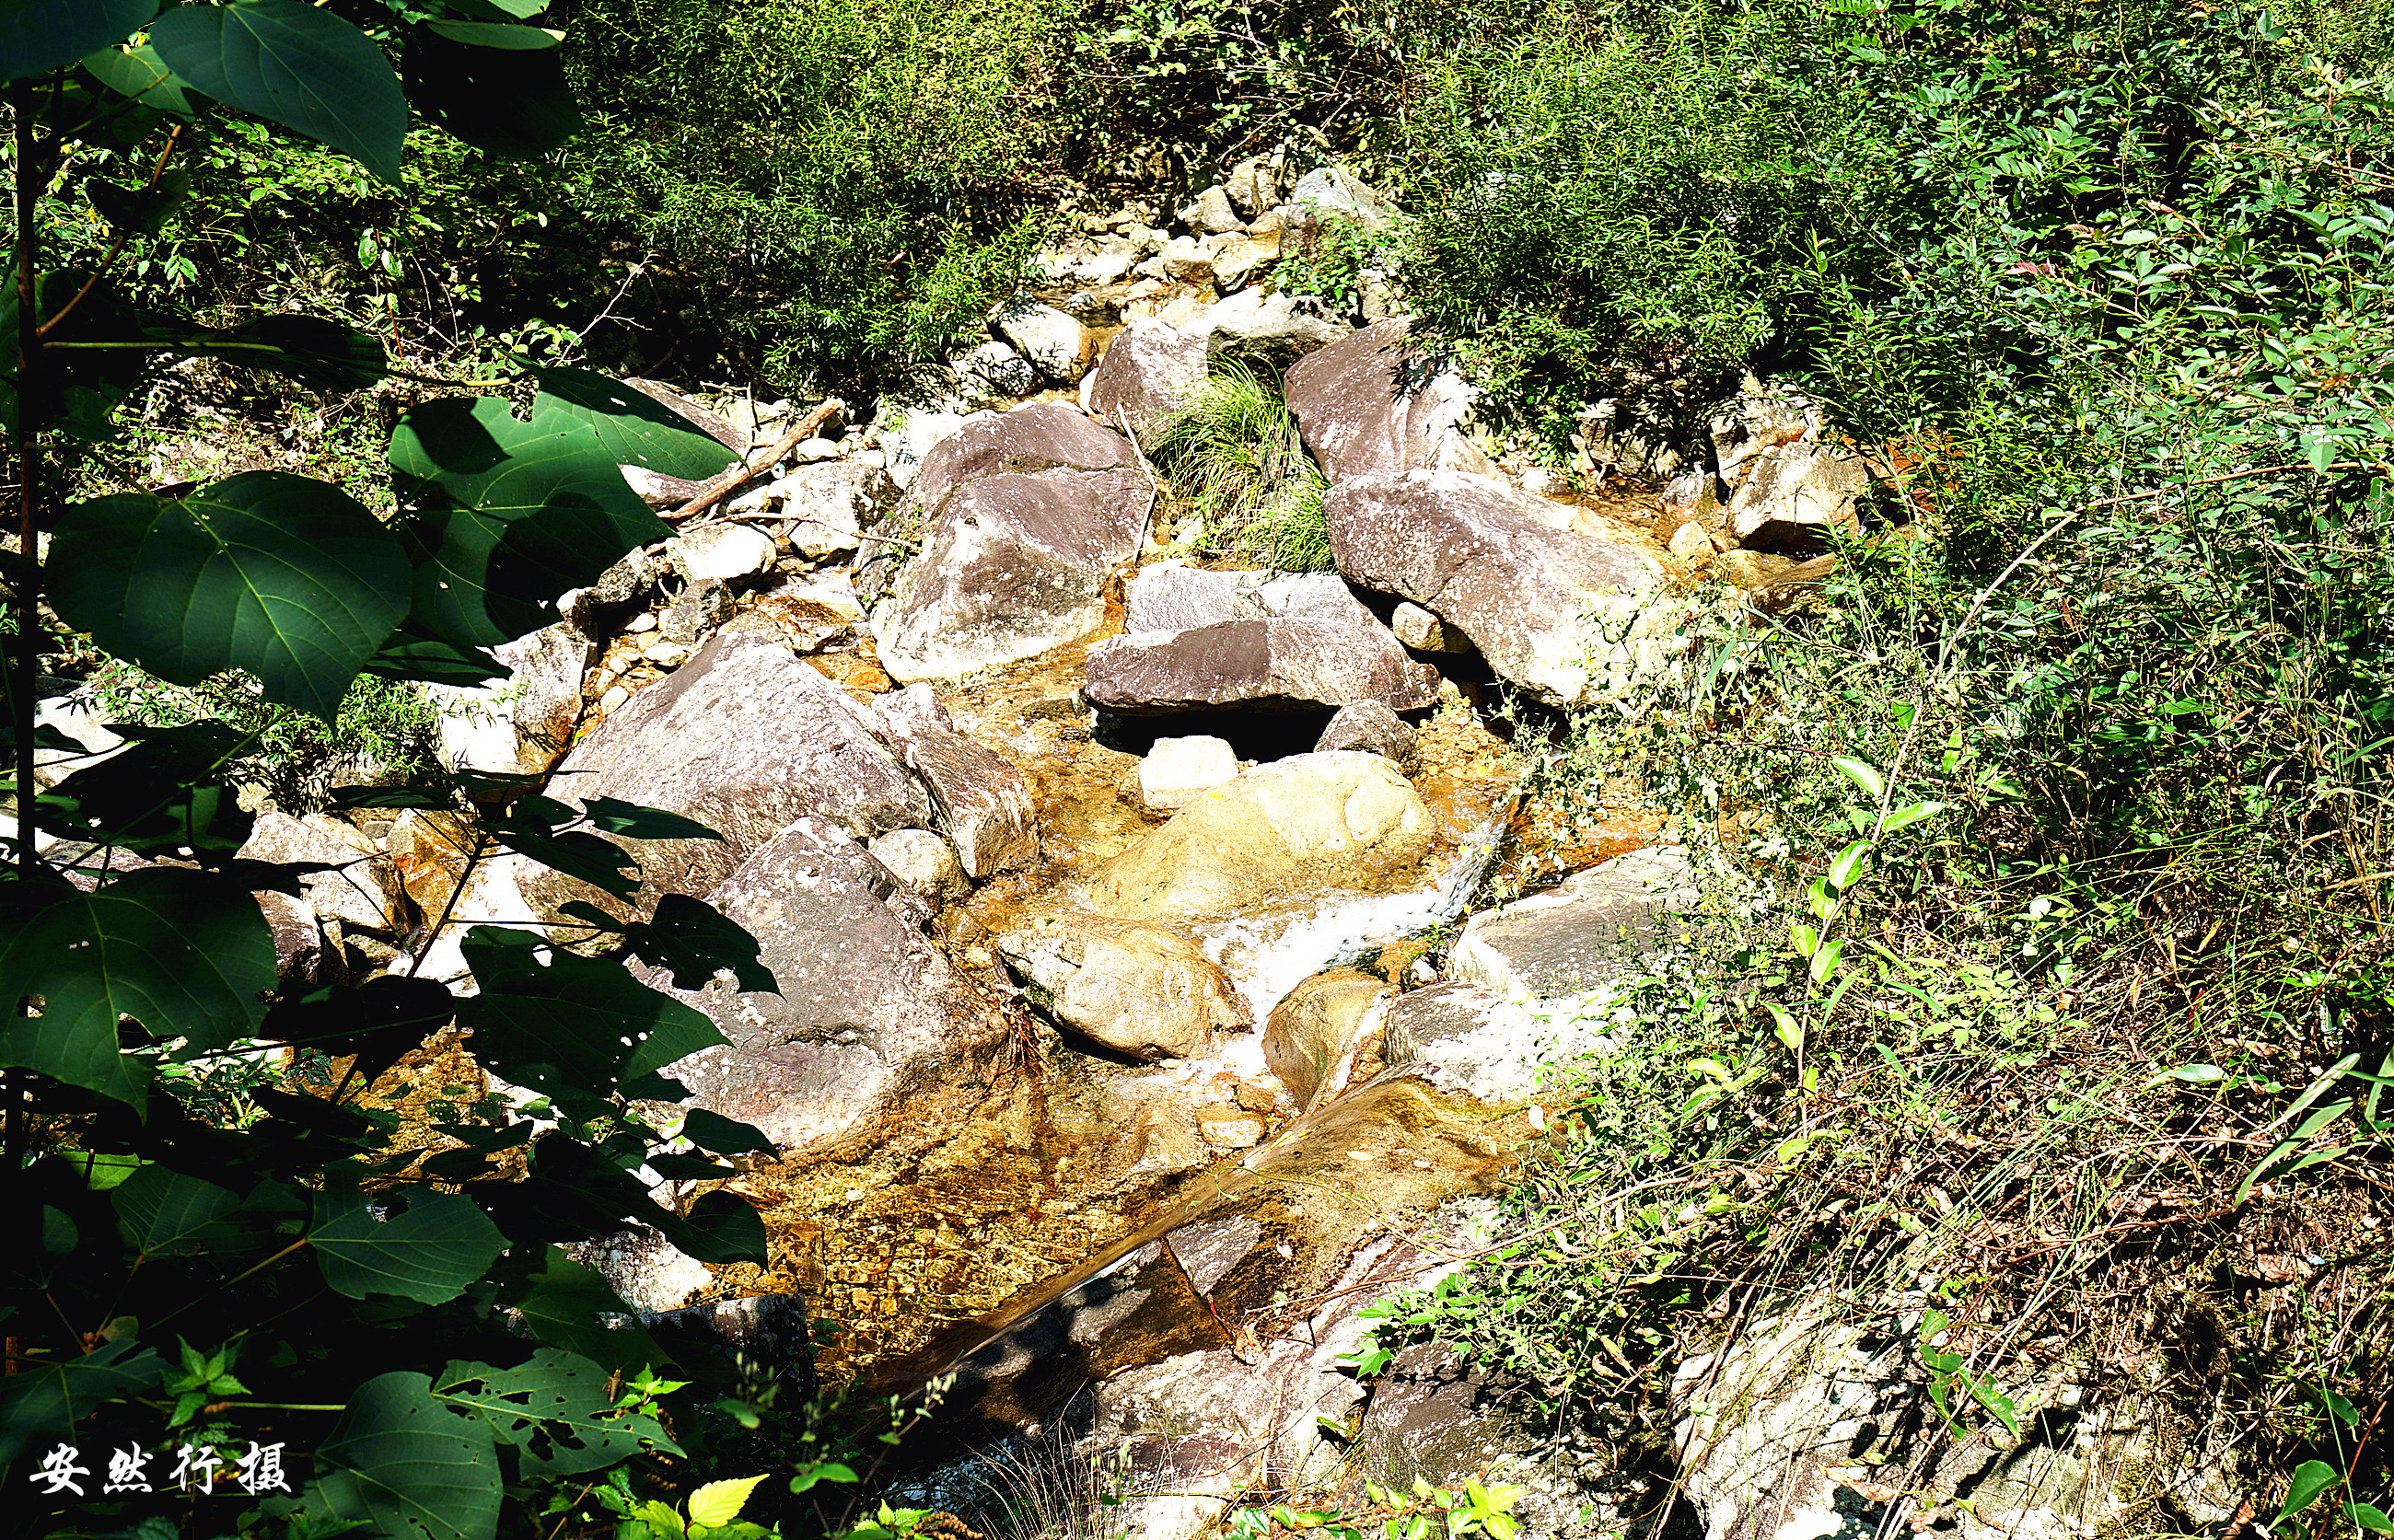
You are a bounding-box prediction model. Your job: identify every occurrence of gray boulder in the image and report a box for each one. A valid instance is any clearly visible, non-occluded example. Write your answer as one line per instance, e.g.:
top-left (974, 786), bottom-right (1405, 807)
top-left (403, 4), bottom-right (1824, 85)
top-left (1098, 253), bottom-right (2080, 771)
top-left (952, 340), bottom-right (1040, 401)
top-left (1446, 846), bottom-right (1697, 999)
top-left (1120, 564), bottom-right (1374, 632)
top-left (770, 458), bottom-right (896, 561)
top-left (1282, 319), bottom-right (1492, 484)
top-left (238, 812), bottom-right (398, 979)
top-left (432, 623), bottom-right (595, 776)
top-left (1723, 439), bottom-right (1868, 552)
top-left (1288, 166), bottom-right (1394, 229)
top-left (1179, 184), bottom-right (1244, 234)
top-left (527, 631), bottom-right (932, 920)
top-left (1087, 318), bottom-right (1207, 445)
top-left (872, 402), bottom-right (1156, 681)
top-left (643, 815), bottom-right (1012, 1160)
top-left (996, 911), bottom-right (1249, 1061)
top-left (866, 828), bottom-right (968, 901)
top-left (1324, 468), bottom-right (1671, 707)
top-left (994, 303), bottom-right (1095, 384)
top-left (1261, 967), bottom-right (1391, 1108)
top-left (1084, 616), bottom-right (1436, 714)
top-left (868, 685), bottom-right (1039, 877)
top-left (1205, 289), bottom-right (1350, 370)
top-left (1315, 700), bottom-right (1419, 771)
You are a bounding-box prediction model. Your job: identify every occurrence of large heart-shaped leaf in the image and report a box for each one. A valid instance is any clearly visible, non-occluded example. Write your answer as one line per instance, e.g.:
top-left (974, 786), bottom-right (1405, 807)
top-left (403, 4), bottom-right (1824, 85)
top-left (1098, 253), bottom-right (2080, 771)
top-left (435, 1349), bottom-right (673, 1477)
top-left (316, 1372), bottom-right (501, 1540)
top-left (0, 1339), bottom-right (165, 1466)
top-left (51, 472), bottom-right (410, 721)
top-left (498, 1246), bottom-right (667, 1375)
top-left (82, 41), bottom-right (194, 114)
top-left (390, 398), bottom-right (671, 649)
top-left (533, 369), bottom-right (741, 481)
top-left (0, 868), bottom-right (276, 1108)
top-left (151, 0), bottom-right (407, 185)
top-left (0, 0), bottom-right (157, 85)
top-left (313, 1188), bottom-right (506, 1303)
top-left (111, 1164), bottom-right (244, 1253)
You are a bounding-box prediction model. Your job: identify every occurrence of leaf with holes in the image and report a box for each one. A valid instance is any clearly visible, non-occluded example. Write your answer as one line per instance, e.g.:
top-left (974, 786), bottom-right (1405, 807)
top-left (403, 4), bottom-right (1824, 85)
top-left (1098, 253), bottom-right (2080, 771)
top-left (151, 0), bottom-right (406, 184)
top-left (51, 472), bottom-right (409, 721)
top-left (626, 894), bottom-right (777, 994)
top-left (455, 927), bottom-right (725, 1095)
top-left (0, 868), bottom-right (275, 1107)
top-left (317, 1372), bottom-right (501, 1540)
top-left (435, 1348), bottom-right (673, 1477)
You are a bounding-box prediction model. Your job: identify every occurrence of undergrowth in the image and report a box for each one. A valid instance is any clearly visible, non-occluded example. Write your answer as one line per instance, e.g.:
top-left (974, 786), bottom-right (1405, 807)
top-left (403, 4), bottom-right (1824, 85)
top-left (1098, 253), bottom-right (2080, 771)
top-left (1147, 363), bottom-right (1332, 571)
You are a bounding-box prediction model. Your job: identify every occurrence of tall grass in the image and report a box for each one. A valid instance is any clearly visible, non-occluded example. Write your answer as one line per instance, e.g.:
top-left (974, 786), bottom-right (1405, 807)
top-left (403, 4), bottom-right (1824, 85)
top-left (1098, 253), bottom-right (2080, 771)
top-left (1148, 363), bottom-right (1333, 573)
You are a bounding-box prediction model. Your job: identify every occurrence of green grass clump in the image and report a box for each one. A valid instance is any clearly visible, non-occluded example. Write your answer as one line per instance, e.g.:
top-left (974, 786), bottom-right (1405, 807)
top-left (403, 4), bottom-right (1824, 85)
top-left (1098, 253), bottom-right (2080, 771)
top-left (1149, 364), bottom-right (1333, 573)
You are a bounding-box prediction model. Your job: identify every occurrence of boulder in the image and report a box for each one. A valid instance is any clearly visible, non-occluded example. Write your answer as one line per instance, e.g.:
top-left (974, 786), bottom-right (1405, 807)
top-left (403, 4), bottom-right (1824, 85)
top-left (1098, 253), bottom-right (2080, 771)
top-left (1281, 319), bottom-right (1491, 484)
top-left (952, 340), bottom-right (1040, 401)
top-left (1139, 735), bottom-right (1239, 813)
top-left (238, 811), bottom-right (399, 978)
top-left (770, 459), bottom-right (896, 561)
top-left (1288, 166), bottom-right (1394, 229)
top-left (656, 576), bottom-right (735, 645)
top-left (1209, 228), bottom-right (1280, 292)
top-left (666, 522), bottom-right (777, 585)
top-left (1205, 289), bottom-right (1350, 369)
top-left (868, 685), bottom-right (1039, 877)
top-left (527, 631), bottom-right (932, 920)
top-left (751, 577), bottom-right (863, 653)
top-left (1262, 967), bottom-right (1392, 1108)
top-left (1355, 1344), bottom-right (1602, 1537)
top-left (1324, 469), bottom-right (1671, 707)
top-left (1087, 319), bottom-right (1208, 445)
top-left (1038, 236), bottom-right (1141, 287)
top-left (1159, 236), bottom-right (1215, 284)
top-left (432, 623), bottom-right (595, 776)
top-left (1723, 439), bottom-right (1868, 552)
top-left (1315, 700), bottom-right (1419, 772)
top-left (996, 912), bottom-right (1249, 1060)
top-left (1084, 616), bottom-right (1436, 714)
top-left (1120, 565), bottom-right (1375, 633)
top-left (873, 402), bottom-right (1155, 682)
top-left (1382, 979), bottom-right (1631, 1110)
top-left (644, 815), bottom-right (1012, 1159)
top-left (1087, 752), bottom-right (1434, 922)
top-left (1224, 155), bottom-right (1282, 217)
top-left (879, 406), bottom-right (991, 492)
top-left (1446, 846), bottom-right (1696, 998)
top-left (1179, 184), bottom-right (1243, 234)
top-left (867, 828), bottom-right (968, 902)
top-left (564, 546), bottom-right (663, 639)
top-left (1390, 600), bottom-right (1467, 654)
top-left (994, 304), bottom-right (1096, 384)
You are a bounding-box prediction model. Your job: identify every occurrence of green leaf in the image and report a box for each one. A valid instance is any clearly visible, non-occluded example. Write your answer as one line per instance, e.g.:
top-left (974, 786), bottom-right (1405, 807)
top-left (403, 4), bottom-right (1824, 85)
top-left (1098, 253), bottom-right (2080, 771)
top-left (680, 1108), bottom-right (777, 1157)
top-left (659, 1190), bottom-right (767, 1268)
top-left (389, 397), bottom-right (670, 649)
top-left (689, 1476), bottom-right (767, 1527)
top-left (151, 0), bottom-right (408, 186)
top-left (0, 0), bottom-right (157, 85)
top-left (579, 797), bottom-right (725, 842)
top-left (112, 1165), bottom-right (243, 1252)
top-left (358, 627), bottom-right (508, 688)
top-left (35, 722), bottom-right (253, 857)
top-left (427, 20), bottom-right (564, 48)
top-left (0, 1338), bottom-right (166, 1466)
top-left (625, 894), bottom-right (777, 994)
top-left (51, 472), bottom-right (410, 721)
top-left (261, 974), bottom-right (457, 1088)
top-left (1830, 756), bottom-right (1886, 804)
top-left (1878, 800), bottom-right (1947, 833)
top-left (1826, 839), bottom-right (1871, 889)
top-left (481, 817), bottom-right (641, 899)
top-left (87, 169), bottom-right (194, 237)
top-left (0, 868), bottom-right (275, 1106)
top-left (533, 370), bottom-right (740, 481)
top-left (82, 41), bottom-right (194, 113)
top-left (786, 1461), bottom-right (859, 1495)
top-left (2280, 1462), bottom-right (2342, 1525)
top-left (317, 1372), bottom-right (502, 1540)
top-left (1788, 920), bottom-right (1819, 958)
top-left (1808, 936), bottom-right (1844, 984)
top-left (313, 1188), bottom-right (506, 1304)
top-left (2144, 1064), bottom-right (2228, 1087)
top-left (455, 927), bottom-right (726, 1095)
top-left (645, 1152), bottom-right (736, 1180)
top-left (503, 1245), bottom-right (668, 1376)
top-left (2349, 1502), bottom-right (2392, 1533)
top-left (436, 1348), bottom-right (674, 1477)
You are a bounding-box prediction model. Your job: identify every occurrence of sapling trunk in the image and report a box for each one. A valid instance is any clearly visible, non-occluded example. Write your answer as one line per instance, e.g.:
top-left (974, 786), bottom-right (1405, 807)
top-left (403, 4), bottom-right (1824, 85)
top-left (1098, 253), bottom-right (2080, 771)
top-left (8, 82), bottom-right (41, 877)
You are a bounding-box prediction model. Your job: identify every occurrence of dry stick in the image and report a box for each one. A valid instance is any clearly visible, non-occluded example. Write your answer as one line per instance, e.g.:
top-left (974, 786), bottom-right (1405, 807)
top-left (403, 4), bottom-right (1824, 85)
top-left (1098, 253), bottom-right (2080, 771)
top-left (662, 399), bottom-right (841, 524)
top-left (37, 122), bottom-right (183, 341)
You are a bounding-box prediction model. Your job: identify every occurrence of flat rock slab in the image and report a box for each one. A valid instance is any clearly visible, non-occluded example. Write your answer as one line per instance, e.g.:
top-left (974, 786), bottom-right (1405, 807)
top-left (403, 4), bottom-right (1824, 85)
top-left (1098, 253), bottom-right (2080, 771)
top-left (1121, 565), bottom-right (1375, 633)
top-left (873, 402), bottom-right (1154, 681)
top-left (528, 631), bottom-right (931, 919)
top-left (1446, 845), bottom-right (1696, 999)
top-left (1325, 468), bottom-right (1671, 707)
top-left (643, 815), bottom-right (1011, 1160)
top-left (1085, 616), bottom-right (1436, 714)
top-left (1282, 318), bottom-right (1491, 485)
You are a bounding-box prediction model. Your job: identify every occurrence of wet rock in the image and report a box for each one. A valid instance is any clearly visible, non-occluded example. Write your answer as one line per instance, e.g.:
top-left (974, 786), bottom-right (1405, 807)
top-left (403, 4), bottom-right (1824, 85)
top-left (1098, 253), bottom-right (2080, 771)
top-left (527, 632), bottom-right (932, 920)
top-left (1447, 846), bottom-right (1696, 998)
top-left (1314, 700), bottom-right (1419, 771)
top-left (1390, 600), bottom-right (1467, 654)
top-left (996, 912), bottom-right (1249, 1060)
top-left (668, 523), bottom-right (778, 585)
top-left (1325, 468), bottom-right (1672, 707)
top-left (868, 828), bottom-right (969, 902)
top-left (768, 459), bottom-right (894, 561)
top-left (1288, 166), bottom-right (1394, 229)
top-left (1139, 735), bottom-right (1239, 813)
top-left (1282, 319), bottom-right (1492, 485)
top-left (1263, 967), bottom-right (1393, 1109)
top-left (645, 815), bottom-right (1010, 1159)
top-left (1205, 288), bottom-right (1350, 370)
top-left (994, 303), bottom-right (1096, 384)
top-left (1084, 616), bottom-right (1437, 714)
top-left (869, 684), bottom-right (1039, 877)
top-left (433, 623), bottom-right (594, 775)
top-left (1089, 751), bottom-right (1434, 922)
top-left (657, 576), bottom-right (736, 644)
top-left (238, 811), bottom-right (398, 979)
top-left (1087, 318), bottom-right (1207, 445)
top-left (873, 402), bottom-right (1155, 682)
top-left (953, 340), bottom-right (1040, 401)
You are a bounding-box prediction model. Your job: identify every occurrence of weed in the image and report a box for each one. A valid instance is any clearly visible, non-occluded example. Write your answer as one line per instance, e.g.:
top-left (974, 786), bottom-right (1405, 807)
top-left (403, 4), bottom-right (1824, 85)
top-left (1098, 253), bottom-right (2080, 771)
top-left (1148, 363), bottom-right (1332, 571)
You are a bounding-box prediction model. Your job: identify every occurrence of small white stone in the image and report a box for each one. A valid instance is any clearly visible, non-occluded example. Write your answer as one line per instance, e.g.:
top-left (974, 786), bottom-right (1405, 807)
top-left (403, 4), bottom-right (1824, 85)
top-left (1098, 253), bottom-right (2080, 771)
top-left (598, 684), bottom-right (630, 713)
top-left (623, 610), bottom-right (658, 633)
top-left (1139, 735), bottom-right (1239, 812)
top-left (792, 436), bottom-right (842, 462)
top-left (868, 828), bottom-right (968, 901)
top-left (667, 522), bottom-right (777, 583)
top-left (1668, 520), bottom-right (1716, 563)
top-left (641, 638), bottom-right (691, 667)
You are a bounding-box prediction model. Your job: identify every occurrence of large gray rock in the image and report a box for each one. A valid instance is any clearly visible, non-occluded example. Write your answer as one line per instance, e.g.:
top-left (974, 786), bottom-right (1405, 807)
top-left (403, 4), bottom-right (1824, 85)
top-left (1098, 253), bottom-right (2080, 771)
top-left (994, 303), bottom-right (1095, 384)
top-left (1446, 846), bottom-right (1696, 999)
top-left (869, 685), bottom-right (1038, 877)
top-left (644, 815), bottom-right (1011, 1160)
top-left (1204, 289), bottom-right (1350, 370)
top-left (432, 623), bottom-right (595, 776)
top-left (996, 911), bottom-right (1249, 1060)
top-left (1282, 319), bottom-right (1491, 484)
top-left (1325, 468), bottom-right (1671, 707)
top-left (1288, 166), bottom-right (1394, 230)
top-left (770, 458), bottom-right (896, 562)
top-left (238, 812), bottom-right (398, 979)
top-left (1088, 751), bottom-right (1434, 922)
top-left (1261, 967), bottom-right (1391, 1109)
top-left (1120, 564), bottom-right (1373, 632)
top-left (1087, 319), bottom-right (1207, 445)
top-left (1315, 699), bottom-right (1418, 771)
top-left (1084, 616), bottom-right (1436, 714)
top-left (1723, 439), bottom-right (1868, 552)
top-left (528, 631), bottom-right (931, 919)
top-left (872, 402), bottom-right (1155, 681)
